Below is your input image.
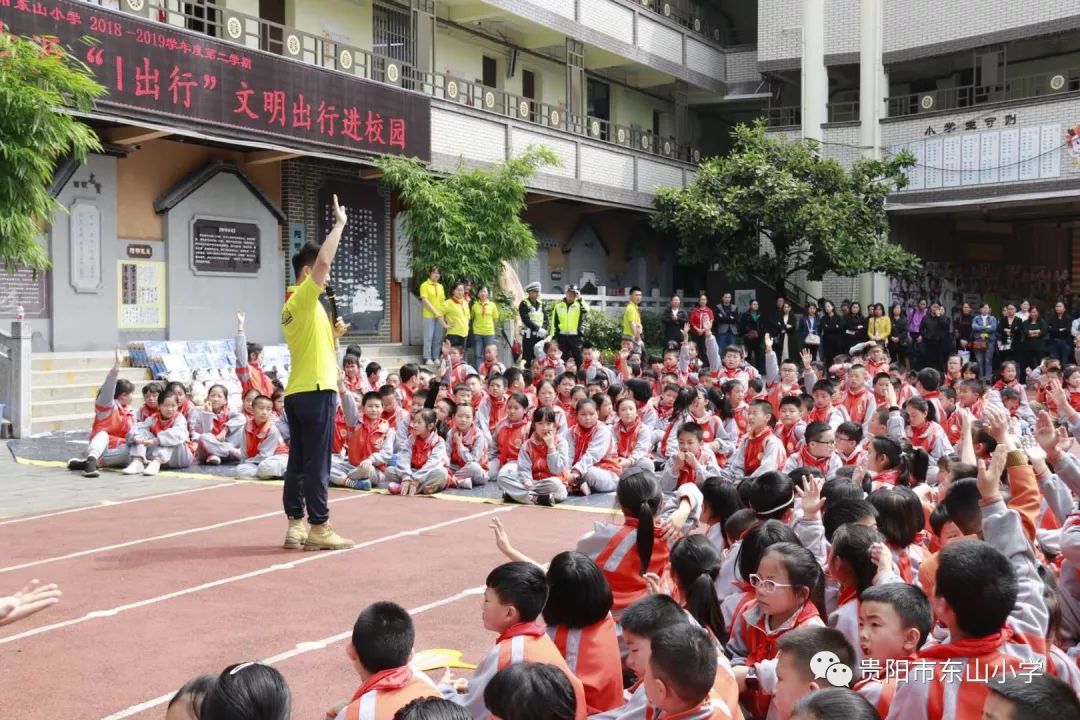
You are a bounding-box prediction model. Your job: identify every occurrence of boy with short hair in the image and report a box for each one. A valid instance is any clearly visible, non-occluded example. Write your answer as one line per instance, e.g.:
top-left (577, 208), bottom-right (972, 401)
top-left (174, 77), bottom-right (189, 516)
top-left (659, 422), bottom-right (722, 492)
top-left (138, 381), bottom-right (162, 423)
top-left (983, 671), bottom-right (1080, 720)
top-left (771, 626), bottom-right (857, 720)
top-left (808, 381), bottom-right (845, 429)
top-left (328, 601), bottom-right (438, 720)
top-left (331, 389), bottom-right (394, 490)
top-left (723, 400), bottom-right (786, 480)
top-left (834, 422), bottom-right (865, 467)
top-left (643, 626), bottom-right (724, 720)
top-left (712, 345), bottom-right (761, 390)
top-left (854, 583), bottom-right (932, 718)
top-left (232, 394), bottom-right (289, 479)
top-left (915, 368), bottom-right (945, 421)
top-left (440, 562), bottom-right (586, 720)
top-left (839, 365), bottom-right (876, 436)
top-left (782, 421), bottom-right (842, 476)
top-left (774, 396), bottom-right (807, 457)
top-left (476, 375), bottom-right (508, 441)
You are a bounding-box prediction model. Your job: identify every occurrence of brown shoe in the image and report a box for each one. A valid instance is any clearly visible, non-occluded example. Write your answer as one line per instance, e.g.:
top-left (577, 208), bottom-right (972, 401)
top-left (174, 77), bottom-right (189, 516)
top-left (303, 522), bottom-right (354, 551)
top-left (283, 518), bottom-right (308, 550)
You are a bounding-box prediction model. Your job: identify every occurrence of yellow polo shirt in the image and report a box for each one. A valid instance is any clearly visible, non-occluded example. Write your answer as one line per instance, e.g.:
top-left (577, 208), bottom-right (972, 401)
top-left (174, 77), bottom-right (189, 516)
top-left (441, 297), bottom-right (470, 337)
top-left (623, 302), bottom-right (641, 338)
top-left (419, 279), bottom-right (445, 320)
top-left (281, 276), bottom-right (337, 396)
top-left (471, 300), bottom-right (499, 336)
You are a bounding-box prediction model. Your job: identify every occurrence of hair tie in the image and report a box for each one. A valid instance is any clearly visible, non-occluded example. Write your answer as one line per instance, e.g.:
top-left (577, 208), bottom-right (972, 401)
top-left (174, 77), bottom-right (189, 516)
top-left (755, 492), bottom-right (795, 517)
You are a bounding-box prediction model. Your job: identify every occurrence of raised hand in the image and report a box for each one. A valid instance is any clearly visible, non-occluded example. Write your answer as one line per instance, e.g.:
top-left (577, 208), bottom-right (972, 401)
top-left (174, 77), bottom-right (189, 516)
top-left (764, 333), bottom-right (773, 352)
top-left (977, 445), bottom-right (1009, 500)
top-left (114, 346), bottom-right (123, 368)
top-left (236, 310), bottom-right (245, 331)
top-left (794, 475), bottom-right (825, 519)
top-left (332, 193), bottom-right (347, 226)
top-left (800, 347), bottom-right (812, 369)
top-left (0, 580), bottom-right (62, 627)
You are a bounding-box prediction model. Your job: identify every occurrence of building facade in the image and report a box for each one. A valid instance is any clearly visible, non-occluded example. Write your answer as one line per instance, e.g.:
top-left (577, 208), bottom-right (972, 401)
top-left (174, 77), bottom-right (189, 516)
top-left (2, 0), bottom-right (765, 351)
top-left (762, 0), bottom-right (1080, 315)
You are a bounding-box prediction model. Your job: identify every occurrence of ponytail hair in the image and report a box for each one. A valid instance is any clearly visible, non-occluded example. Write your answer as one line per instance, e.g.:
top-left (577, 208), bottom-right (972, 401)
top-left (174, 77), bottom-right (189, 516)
top-left (761, 542), bottom-right (827, 619)
top-left (869, 436), bottom-right (911, 486)
top-left (904, 395), bottom-right (936, 424)
top-left (616, 470), bottom-right (663, 576)
top-left (670, 535), bottom-right (726, 643)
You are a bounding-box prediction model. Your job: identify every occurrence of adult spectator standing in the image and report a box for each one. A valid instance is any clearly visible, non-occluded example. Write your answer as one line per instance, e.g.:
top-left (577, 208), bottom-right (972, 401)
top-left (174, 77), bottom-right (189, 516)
top-left (663, 294), bottom-right (690, 346)
top-left (907, 298), bottom-right (929, 368)
top-left (1048, 301), bottom-right (1073, 366)
top-left (623, 287), bottom-right (643, 342)
top-left (998, 303), bottom-right (1021, 377)
top-left (888, 303), bottom-right (909, 369)
top-left (518, 282), bottom-right (548, 364)
top-left (821, 300), bottom-right (844, 365)
top-left (972, 302), bottom-right (997, 379)
top-left (419, 267), bottom-right (445, 365)
top-left (552, 285), bottom-right (587, 367)
top-left (868, 303), bottom-right (890, 348)
top-left (280, 194), bottom-right (353, 551)
top-left (714, 292), bottom-right (738, 351)
top-left (799, 302), bottom-right (821, 361)
top-left (440, 281), bottom-right (470, 349)
top-left (844, 302), bottom-right (869, 349)
top-left (470, 284), bottom-right (499, 363)
top-left (1020, 304), bottom-right (1047, 378)
top-left (954, 302), bottom-right (974, 356)
top-left (920, 302), bottom-right (949, 371)
top-left (775, 300), bottom-right (798, 361)
top-left (739, 299), bottom-right (764, 370)
top-left (688, 294), bottom-right (712, 362)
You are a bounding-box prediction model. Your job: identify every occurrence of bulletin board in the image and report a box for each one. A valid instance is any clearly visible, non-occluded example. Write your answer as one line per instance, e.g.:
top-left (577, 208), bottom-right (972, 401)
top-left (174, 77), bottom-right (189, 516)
top-left (117, 259), bottom-right (166, 329)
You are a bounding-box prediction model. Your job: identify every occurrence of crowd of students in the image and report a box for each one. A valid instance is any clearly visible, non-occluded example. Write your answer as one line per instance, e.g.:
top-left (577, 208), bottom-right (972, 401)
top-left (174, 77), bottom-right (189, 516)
top-left (58, 300), bottom-right (1080, 720)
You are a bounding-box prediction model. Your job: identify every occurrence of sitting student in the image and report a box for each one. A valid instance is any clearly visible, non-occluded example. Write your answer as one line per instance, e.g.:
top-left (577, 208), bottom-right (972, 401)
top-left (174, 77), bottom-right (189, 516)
top-left (945, 378), bottom-right (986, 445)
top-left (670, 534), bottom-right (726, 642)
top-left (790, 688), bottom-right (879, 720)
top-left (782, 421), bottom-right (842, 476)
top-left (983, 671), bottom-right (1080, 720)
top-left (67, 348), bottom-right (135, 478)
top-left (331, 390), bottom-right (394, 491)
top-left (885, 446), bottom-right (1048, 720)
top-left (270, 388), bottom-right (289, 444)
top-left (446, 403), bottom-right (488, 490)
top-left (729, 542), bottom-right (826, 719)
top-left (774, 396), bottom-right (807, 457)
top-left (327, 601), bottom-right (438, 720)
top-left (839, 365), bottom-right (876, 436)
top-left (195, 384), bottom-right (243, 465)
top-left (502, 407), bottom-right (571, 506)
top-left (360, 362), bottom-right (384, 395)
top-left (808, 380), bottom-right (845, 429)
top-left (476, 375), bottom-right (508, 441)
top-left (868, 486), bottom-right (926, 586)
top-left (660, 423), bottom-right (723, 493)
top-left (476, 344), bottom-right (505, 379)
top-left (137, 381), bottom-right (162, 423)
top-left (566, 399), bottom-right (622, 496)
top-left (122, 389), bottom-right (195, 476)
top-left (834, 422), bottom-right (866, 468)
top-left (827, 524), bottom-right (901, 668)
top-left (490, 393), bottom-right (530, 485)
top-left (443, 344), bottom-right (478, 391)
top-left (342, 353), bottom-right (363, 394)
top-left (235, 311), bottom-right (275, 397)
top-left (700, 478), bottom-right (745, 552)
top-left (723, 400), bottom-right (786, 480)
top-left (853, 583), bottom-right (932, 718)
top-left (386, 409), bottom-right (448, 496)
top-left (642, 625), bottom-right (723, 720)
top-left (915, 368), bottom-right (946, 420)
top-left (393, 698), bottom-right (471, 720)
top-left (203, 663), bottom-right (291, 720)
top-left (166, 674), bottom-right (216, 720)
top-left (866, 437), bottom-right (912, 491)
top-left (764, 343), bottom-right (805, 414)
top-left (903, 396), bottom-right (953, 462)
top-left (484, 663), bottom-right (578, 720)
top-left (769, 626), bottom-right (858, 720)
top-left (439, 562), bottom-right (586, 720)
top-left (614, 397), bottom-right (654, 475)
top-left (722, 519), bottom-right (801, 631)
top-left (231, 394), bottom-right (289, 479)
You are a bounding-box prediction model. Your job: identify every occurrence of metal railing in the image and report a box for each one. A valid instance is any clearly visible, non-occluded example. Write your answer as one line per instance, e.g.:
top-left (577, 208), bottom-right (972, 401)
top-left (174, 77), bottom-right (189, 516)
top-left (637, 0), bottom-right (752, 46)
top-left (887, 67), bottom-right (1080, 117)
top-left (97, 0), bottom-right (700, 165)
top-left (827, 101), bottom-right (860, 123)
top-left (541, 289), bottom-right (670, 317)
top-left (765, 106), bottom-right (801, 128)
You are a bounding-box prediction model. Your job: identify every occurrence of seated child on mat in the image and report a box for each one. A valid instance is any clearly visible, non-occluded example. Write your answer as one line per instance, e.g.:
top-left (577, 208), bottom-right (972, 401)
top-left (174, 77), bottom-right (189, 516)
top-left (67, 348), bottom-right (134, 479)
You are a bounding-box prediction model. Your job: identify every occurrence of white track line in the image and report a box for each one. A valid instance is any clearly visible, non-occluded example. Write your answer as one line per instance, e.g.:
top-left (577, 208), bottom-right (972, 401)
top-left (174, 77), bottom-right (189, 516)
top-left (1, 505), bottom-right (512, 646)
top-left (0, 484), bottom-right (231, 527)
top-left (0, 494), bottom-right (372, 574)
top-left (100, 584), bottom-right (486, 720)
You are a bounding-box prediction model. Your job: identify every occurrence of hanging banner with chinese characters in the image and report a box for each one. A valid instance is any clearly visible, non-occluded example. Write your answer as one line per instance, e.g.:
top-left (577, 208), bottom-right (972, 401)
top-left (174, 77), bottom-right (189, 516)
top-left (889, 112), bottom-right (1062, 191)
top-left (0, 0), bottom-right (431, 161)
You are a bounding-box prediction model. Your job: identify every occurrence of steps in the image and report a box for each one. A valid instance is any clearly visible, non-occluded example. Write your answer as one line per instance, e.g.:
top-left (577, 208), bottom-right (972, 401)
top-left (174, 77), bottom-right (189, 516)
top-left (28, 344), bottom-right (424, 435)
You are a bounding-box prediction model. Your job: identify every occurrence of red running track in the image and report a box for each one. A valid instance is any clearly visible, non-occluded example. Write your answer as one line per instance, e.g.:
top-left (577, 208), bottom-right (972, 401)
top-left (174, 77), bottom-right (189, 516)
top-left (0, 482), bottom-right (608, 720)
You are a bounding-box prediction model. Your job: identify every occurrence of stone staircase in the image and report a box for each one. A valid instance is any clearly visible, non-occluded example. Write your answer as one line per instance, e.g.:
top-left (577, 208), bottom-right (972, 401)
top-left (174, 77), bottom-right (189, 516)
top-left (29, 343), bottom-right (424, 435)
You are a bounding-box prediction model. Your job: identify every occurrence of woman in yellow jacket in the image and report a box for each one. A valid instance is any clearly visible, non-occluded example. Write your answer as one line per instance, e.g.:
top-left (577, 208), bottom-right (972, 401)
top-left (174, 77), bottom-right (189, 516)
top-left (470, 285), bottom-right (500, 362)
top-left (868, 302), bottom-right (891, 346)
top-left (440, 281), bottom-right (471, 350)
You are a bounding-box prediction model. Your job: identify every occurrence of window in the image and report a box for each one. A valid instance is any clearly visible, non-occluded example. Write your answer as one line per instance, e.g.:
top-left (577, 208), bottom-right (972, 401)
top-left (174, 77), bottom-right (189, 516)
top-left (482, 56), bottom-right (498, 88)
top-left (373, 3), bottom-right (412, 64)
top-left (587, 78), bottom-right (610, 140)
top-left (522, 69), bottom-right (538, 122)
top-left (184, 0), bottom-right (219, 37)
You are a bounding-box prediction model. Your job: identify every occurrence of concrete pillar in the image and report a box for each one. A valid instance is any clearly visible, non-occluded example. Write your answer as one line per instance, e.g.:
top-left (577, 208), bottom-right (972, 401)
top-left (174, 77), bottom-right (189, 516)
top-left (801, 0), bottom-right (827, 143)
top-left (8, 320), bottom-right (31, 438)
top-left (859, 0), bottom-right (889, 306)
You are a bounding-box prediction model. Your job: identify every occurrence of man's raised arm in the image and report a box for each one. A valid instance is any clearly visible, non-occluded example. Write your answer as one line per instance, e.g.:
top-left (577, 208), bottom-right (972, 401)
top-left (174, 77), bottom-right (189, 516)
top-left (312, 194), bottom-right (347, 288)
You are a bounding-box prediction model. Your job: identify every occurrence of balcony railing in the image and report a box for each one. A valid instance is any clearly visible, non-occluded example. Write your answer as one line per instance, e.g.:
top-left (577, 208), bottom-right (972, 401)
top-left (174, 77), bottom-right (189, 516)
top-left (637, 0), bottom-right (752, 46)
top-left (99, 0), bottom-right (699, 164)
top-left (765, 106), bottom-right (801, 128)
top-left (887, 67), bottom-right (1080, 117)
top-left (827, 101), bottom-right (860, 123)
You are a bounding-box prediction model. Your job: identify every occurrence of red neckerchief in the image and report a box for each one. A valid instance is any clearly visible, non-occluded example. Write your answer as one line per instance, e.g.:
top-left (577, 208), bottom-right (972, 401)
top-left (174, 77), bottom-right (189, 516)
top-left (866, 359), bottom-right (889, 377)
top-left (495, 417), bottom-right (529, 464)
top-left (733, 404), bottom-right (748, 437)
top-left (450, 425), bottom-right (480, 466)
top-left (471, 391), bottom-right (485, 414)
top-left (922, 390), bottom-right (941, 402)
top-left (688, 410), bottom-right (716, 443)
top-left (344, 373), bottom-right (362, 392)
top-left (918, 628), bottom-right (1010, 660)
top-left (245, 418), bottom-right (273, 457)
top-left (893, 546), bottom-right (913, 584)
top-left (907, 421), bottom-right (936, 453)
top-left (496, 621), bottom-right (546, 644)
top-left (875, 468), bottom-right (900, 487)
top-left (776, 422), bottom-right (801, 456)
top-left (571, 422), bottom-right (599, 463)
top-left (350, 666), bottom-right (415, 702)
top-left (151, 412), bottom-right (178, 436)
top-left (528, 435), bottom-right (561, 478)
top-left (743, 428), bottom-right (771, 474)
top-left (485, 395), bottom-right (507, 432)
top-left (809, 404), bottom-right (831, 424)
top-left (410, 431), bottom-right (439, 470)
top-left (678, 450), bottom-right (705, 487)
top-left (210, 408), bottom-right (230, 435)
top-left (617, 419), bottom-right (644, 457)
top-left (836, 584), bottom-right (857, 608)
top-left (794, 445), bottom-right (832, 474)
top-left (842, 387), bottom-right (871, 424)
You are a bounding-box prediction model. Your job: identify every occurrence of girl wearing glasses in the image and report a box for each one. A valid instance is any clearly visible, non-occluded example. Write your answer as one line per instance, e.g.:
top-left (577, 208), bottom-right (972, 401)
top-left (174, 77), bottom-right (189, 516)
top-left (728, 542), bottom-right (825, 719)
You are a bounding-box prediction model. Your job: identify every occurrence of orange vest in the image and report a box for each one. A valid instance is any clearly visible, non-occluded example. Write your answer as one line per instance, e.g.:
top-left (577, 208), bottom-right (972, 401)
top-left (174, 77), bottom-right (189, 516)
top-left (91, 403), bottom-right (134, 449)
top-left (245, 419), bottom-right (288, 457)
top-left (496, 624), bottom-right (588, 720)
top-left (151, 412), bottom-right (196, 455)
top-left (241, 360), bottom-right (275, 398)
top-left (494, 419), bottom-right (530, 465)
top-left (550, 616), bottom-right (623, 714)
top-left (347, 417), bottom-right (391, 467)
top-left (450, 425), bottom-right (489, 470)
top-left (570, 424), bottom-right (621, 475)
top-left (343, 669), bottom-right (438, 720)
top-left (526, 437), bottom-right (570, 482)
top-left (593, 520), bottom-right (671, 612)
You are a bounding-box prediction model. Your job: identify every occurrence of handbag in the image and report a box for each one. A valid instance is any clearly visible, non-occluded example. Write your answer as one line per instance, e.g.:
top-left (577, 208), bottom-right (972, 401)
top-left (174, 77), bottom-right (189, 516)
top-left (745, 330), bottom-right (759, 341)
top-left (972, 339), bottom-right (988, 351)
top-left (804, 333), bottom-right (821, 346)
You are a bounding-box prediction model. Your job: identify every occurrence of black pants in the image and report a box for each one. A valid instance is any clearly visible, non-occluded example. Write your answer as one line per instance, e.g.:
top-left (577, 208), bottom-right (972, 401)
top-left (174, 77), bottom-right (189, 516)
top-left (522, 332), bottom-right (544, 364)
top-left (283, 389), bottom-right (337, 525)
top-left (558, 335), bottom-right (583, 368)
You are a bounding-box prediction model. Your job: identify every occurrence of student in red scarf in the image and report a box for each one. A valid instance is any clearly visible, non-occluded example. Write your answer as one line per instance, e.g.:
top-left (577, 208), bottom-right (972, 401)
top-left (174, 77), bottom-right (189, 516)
top-left (945, 378), bottom-right (986, 445)
top-left (660, 422), bottom-right (723, 492)
top-left (386, 409), bottom-right (449, 496)
top-left (774, 395), bottom-right (807, 457)
top-left (566, 399), bottom-right (621, 496)
top-left (232, 394), bottom-right (289, 480)
top-left (490, 393), bottom-right (532, 486)
top-left (476, 375), bottom-right (508, 441)
top-left (839, 365), bottom-right (876, 436)
top-left (325, 602), bottom-right (439, 720)
top-left (331, 390), bottom-right (394, 490)
top-left (808, 380), bottom-right (845, 430)
top-left (915, 368), bottom-right (946, 423)
top-left (782, 421), bottom-right (842, 476)
top-left (723, 400), bottom-right (786, 480)
top-left (866, 436), bottom-right (912, 492)
top-left (122, 389), bottom-right (195, 476)
top-left (235, 310), bottom-right (275, 398)
top-left (447, 403), bottom-right (489, 490)
top-left (614, 397), bottom-right (654, 475)
top-left (853, 583), bottom-right (932, 719)
top-left (903, 397), bottom-right (953, 462)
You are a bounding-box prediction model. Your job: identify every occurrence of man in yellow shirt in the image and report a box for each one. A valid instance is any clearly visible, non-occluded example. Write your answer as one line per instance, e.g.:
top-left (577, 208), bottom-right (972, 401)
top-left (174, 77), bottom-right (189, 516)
top-left (551, 285), bottom-right (588, 366)
top-left (419, 267), bottom-right (445, 365)
top-left (280, 194), bottom-right (353, 552)
top-left (623, 286), bottom-right (643, 341)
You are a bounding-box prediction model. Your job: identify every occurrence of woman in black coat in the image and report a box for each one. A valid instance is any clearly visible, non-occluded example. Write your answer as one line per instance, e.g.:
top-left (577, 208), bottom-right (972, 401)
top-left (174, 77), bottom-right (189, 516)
top-left (739, 299), bottom-right (764, 371)
top-left (820, 299), bottom-right (845, 365)
top-left (844, 302), bottom-right (869, 349)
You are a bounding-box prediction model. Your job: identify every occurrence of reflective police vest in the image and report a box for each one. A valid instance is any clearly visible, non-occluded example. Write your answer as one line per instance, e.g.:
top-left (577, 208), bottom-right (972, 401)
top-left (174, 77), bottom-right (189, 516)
top-left (522, 300), bottom-right (546, 334)
top-left (553, 300), bottom-right (584, 335)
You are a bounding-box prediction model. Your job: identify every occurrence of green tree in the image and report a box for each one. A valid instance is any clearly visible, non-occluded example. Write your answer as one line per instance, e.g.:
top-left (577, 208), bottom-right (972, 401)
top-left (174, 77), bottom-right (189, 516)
top-left (652, 122), bottom-right (920, 298)
top-left (375, 146), bottom-right (558, 293)
top-left (0, 33), bottom-right (104, 270)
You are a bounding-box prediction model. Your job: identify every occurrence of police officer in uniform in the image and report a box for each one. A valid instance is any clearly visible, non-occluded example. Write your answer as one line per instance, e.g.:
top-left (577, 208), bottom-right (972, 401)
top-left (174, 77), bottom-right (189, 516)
top-left (518, 282), bottom-right (548, 364)
top-left (551, 285), bottom-right (587, 367)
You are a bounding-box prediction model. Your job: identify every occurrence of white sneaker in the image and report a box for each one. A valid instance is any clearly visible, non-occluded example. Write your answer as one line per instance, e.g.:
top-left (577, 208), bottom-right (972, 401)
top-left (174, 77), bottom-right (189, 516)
top-left (122, 460), bottom-right (145, 475)
top-left (143, 460), bottom-right (161, 476)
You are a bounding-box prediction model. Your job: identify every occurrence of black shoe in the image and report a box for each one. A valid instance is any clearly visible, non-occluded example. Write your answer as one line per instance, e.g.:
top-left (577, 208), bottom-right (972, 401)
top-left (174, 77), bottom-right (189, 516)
top-left (536, 494), bottom-right (554, 507)
top-left (502, 493), bottom-right (515, 504)
top-left (67, 457), bottom-right (87, 471)
top-left (83, 456), bottom-right (99, 478)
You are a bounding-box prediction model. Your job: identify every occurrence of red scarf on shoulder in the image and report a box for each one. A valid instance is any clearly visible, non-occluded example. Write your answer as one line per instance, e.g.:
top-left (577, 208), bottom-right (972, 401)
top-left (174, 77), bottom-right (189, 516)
top-left (496, 621), bottom-right (546, 644)
top-left (792, 446), bottom-right (832, 474)
top-left (918, 628), bottom-right (1009, 660)
top-left (743, 429), bottom-right (771, 475)
top-left (350, 666), bottom-right (415, 702)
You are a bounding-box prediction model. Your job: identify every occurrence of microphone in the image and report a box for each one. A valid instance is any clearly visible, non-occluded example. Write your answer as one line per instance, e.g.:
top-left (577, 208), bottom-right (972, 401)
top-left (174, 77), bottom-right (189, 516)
top-left (325, 284), bottom-right (339, 324)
